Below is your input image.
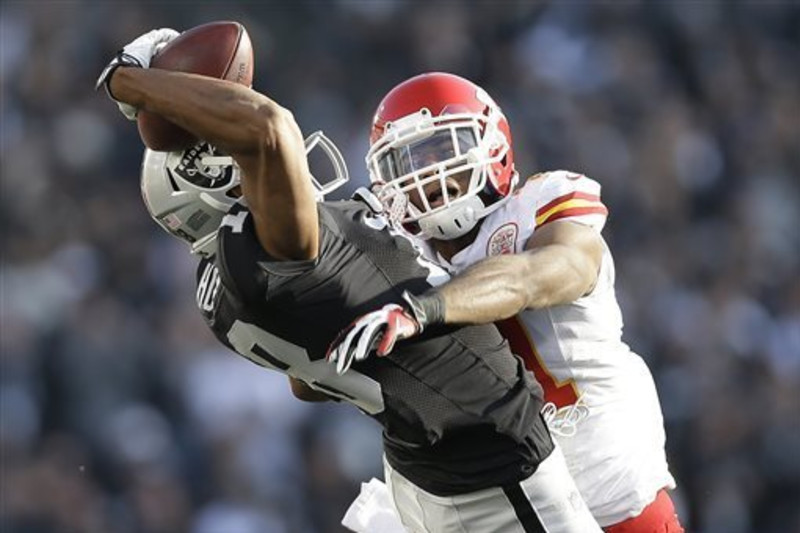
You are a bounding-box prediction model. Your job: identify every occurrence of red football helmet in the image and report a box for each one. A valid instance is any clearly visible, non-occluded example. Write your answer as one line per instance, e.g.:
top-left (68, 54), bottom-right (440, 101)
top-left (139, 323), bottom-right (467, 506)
top-left (367, 72), bottom-right (518, 240)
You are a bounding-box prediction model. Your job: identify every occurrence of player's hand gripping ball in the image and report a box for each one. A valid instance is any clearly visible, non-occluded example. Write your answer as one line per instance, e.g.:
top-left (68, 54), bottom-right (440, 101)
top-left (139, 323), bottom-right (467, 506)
top-left (137, 21), bottom-right (254, 151)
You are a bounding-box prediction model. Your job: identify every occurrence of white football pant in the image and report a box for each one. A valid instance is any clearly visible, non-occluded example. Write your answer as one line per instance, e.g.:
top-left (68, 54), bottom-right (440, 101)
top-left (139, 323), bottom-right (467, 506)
top-left (343, 443), bottom-right (601, 533)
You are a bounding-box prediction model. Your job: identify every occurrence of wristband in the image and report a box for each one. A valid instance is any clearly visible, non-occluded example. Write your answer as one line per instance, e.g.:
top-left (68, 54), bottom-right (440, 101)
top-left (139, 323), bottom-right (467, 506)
top-left (401, 290), bottom-right (445, 332)
top-left (95, 52), bottom-right (142, 99)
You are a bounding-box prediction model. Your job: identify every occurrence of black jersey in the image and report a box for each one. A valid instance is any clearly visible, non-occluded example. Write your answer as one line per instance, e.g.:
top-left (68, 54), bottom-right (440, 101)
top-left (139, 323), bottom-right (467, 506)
top-left (195, 197), bottom-right (553, 495)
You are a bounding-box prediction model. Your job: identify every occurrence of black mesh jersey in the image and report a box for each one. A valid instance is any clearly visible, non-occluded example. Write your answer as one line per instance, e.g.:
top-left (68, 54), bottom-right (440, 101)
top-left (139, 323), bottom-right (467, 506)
top-left (195, 198), bottom-right (553, 495)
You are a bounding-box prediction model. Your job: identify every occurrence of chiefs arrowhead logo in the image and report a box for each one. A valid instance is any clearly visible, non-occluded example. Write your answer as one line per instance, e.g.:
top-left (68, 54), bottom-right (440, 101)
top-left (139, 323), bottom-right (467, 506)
top-left (487, 223), bottom-right (518, 256)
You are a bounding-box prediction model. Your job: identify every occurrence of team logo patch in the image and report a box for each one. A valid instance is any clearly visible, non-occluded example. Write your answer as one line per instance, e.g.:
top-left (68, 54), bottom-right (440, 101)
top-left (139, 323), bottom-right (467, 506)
top-left (487, 223), bottom-right (518, 256)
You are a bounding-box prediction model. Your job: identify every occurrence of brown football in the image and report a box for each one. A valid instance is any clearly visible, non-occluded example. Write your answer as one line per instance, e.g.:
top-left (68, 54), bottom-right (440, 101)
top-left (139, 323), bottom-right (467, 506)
top-left (137, 21), bottom-right (254, 151)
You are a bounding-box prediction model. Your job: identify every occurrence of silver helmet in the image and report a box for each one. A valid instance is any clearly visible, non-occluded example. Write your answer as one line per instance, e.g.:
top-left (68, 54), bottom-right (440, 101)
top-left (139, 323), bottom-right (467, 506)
top-left (140, 131), bottom-right (349, 257)
top-left (141, 142), bottom-right (239, 257)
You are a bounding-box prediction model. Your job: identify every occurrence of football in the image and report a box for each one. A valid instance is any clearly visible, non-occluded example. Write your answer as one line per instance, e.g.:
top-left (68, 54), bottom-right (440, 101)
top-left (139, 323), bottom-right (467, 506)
top-left (137, 21), bottom-right (254, 151)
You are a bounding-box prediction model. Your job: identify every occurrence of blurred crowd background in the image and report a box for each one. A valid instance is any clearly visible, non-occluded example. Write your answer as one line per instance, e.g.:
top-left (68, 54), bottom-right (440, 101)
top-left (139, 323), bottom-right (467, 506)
top-left (1, 1), bottom-right (798, 532)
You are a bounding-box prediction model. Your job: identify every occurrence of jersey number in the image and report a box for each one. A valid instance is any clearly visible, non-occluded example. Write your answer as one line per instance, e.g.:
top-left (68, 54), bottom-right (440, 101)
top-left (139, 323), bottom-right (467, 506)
top-left (197, 258), bottom-right (385, 415)
top-left (225, 320), bottom-right (385, 415)
top-left (197, 262), bottom-right (222, 312)
top-left (496, 316), bottom-right (579, 408)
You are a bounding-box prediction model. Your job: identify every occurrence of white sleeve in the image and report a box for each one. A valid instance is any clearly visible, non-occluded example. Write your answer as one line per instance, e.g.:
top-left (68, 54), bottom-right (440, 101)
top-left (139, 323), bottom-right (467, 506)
top-left (530, 170), bottom-right (608, 232)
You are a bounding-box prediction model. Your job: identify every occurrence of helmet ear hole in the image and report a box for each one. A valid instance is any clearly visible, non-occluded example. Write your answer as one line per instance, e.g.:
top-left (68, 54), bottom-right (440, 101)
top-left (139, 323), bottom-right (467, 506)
top-left (225, 185), bottom-right (242, 199)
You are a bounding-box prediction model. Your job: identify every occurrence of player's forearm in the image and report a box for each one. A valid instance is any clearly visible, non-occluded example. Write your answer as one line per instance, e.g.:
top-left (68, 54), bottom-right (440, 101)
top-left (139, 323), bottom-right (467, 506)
top-left (109, 67), bottom-right (280, 155)
top-left (435, 245), bottom-right (594, 324)
top-left (111, 66), bottom-right (318, 260)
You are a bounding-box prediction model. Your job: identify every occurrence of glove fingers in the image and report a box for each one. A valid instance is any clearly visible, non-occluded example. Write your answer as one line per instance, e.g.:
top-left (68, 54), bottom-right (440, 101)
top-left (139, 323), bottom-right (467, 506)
top-left (328, 304), bottom-right (411, 373)
top-left (334, 347), bottom-right (351, 375)
top-left (376, 313), bottom-right (405, 356)
top-left (336, 344), bottom-right (355, 375)
top-left (126, 28), bottom-right (180, 68)
top-left (326, 325), bottom-right (350, 361)
top-left (376, 329), bottom-right (397, 356)
top-left (378, 310), bottom-right (419, 356)
top-left (354, 316), bottom-right (388, 362)
top-left (335, 319), bottom-right (369, 374)
top-left (152, 28), bottom-right (180, 43)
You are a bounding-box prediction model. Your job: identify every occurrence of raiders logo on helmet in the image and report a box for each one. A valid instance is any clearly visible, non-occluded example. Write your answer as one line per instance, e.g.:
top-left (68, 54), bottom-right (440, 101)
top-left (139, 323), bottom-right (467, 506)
top-left (173, 142), bottom-right (235, 188)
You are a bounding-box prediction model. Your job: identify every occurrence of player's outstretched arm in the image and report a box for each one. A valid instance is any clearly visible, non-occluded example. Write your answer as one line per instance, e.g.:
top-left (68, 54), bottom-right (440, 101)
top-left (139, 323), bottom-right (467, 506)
top-left (108, 67), bottom-right (319, 261)
top-left (328, 221), bottom-right (603, 369)
top-left (435, 220), bottom-right (604, 324)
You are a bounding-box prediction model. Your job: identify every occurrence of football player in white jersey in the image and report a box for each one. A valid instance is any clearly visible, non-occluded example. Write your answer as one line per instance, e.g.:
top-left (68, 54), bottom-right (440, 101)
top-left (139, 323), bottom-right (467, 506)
top-left (329, 72), bottom-right (684, 532)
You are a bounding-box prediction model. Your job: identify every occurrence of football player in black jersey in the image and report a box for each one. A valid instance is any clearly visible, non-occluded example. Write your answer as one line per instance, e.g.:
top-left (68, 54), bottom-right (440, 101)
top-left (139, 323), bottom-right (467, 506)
top-left (97, 28), bottom-right (601, 532)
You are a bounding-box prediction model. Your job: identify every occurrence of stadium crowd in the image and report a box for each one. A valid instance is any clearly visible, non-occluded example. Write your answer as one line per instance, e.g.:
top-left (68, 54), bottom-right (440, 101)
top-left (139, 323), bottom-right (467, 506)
top-left (1, 2), bottom-right (798, 532)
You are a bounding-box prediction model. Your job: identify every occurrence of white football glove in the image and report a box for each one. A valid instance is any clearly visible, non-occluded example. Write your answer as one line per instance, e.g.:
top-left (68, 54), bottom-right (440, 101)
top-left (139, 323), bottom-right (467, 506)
top-left (327, 304), bottom-right (421, 375)
top-left (96, 28), bottom-right (179, 120)
top-left (326, 291), bottom-right (444, 375)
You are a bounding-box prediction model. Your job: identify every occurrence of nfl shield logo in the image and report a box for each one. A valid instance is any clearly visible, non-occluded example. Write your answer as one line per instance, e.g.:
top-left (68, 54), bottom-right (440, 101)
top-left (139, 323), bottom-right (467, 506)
top-left (487, 223), bottom-right (518, 256)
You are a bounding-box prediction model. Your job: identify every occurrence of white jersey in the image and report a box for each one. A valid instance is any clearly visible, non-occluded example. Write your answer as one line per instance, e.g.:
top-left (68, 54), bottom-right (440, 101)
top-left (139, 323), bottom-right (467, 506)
top-left (430, 170), bottom-right (676, 526)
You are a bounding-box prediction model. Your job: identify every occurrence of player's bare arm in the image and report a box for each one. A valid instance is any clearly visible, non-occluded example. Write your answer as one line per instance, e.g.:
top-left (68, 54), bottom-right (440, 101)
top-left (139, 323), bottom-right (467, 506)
top-left (109, 67), bottom-right (319, 261)
top-left (328, 219), bottom-right (604, 373)
top-left (436, 220), bottom-right (604, 324)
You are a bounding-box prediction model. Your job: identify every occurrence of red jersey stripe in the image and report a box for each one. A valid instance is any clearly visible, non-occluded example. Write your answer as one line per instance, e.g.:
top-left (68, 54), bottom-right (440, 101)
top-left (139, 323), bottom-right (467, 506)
top-left (536, 191), bottom-right (601, 218)
top-left (538, 205), bottom-right (609, 227)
